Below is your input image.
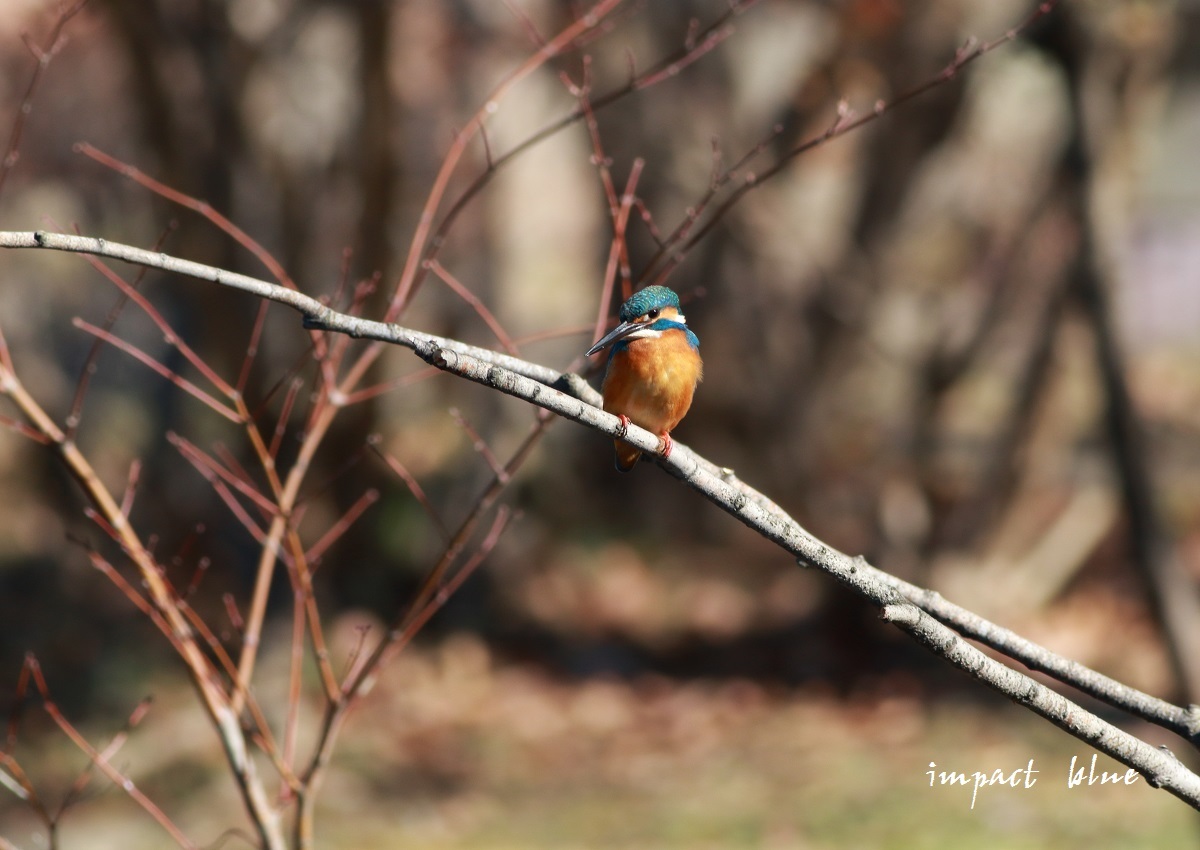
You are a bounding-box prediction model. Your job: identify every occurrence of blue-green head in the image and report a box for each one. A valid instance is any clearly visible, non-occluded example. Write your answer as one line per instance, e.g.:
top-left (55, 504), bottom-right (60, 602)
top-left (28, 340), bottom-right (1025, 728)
top-left (618, 285), bottom-right (680, 322)
top-left (586, 286), bottom-right (699, 357)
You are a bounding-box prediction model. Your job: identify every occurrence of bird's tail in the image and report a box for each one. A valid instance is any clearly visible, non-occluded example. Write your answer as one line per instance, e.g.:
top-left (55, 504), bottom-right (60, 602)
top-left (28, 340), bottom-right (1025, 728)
top-left (614, 440), bottom-right (640, 472)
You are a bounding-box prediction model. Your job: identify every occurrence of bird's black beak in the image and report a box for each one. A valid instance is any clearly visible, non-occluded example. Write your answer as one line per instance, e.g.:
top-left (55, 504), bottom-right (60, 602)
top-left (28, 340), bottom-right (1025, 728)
top-left (585, 320), bottom-right (642, 357)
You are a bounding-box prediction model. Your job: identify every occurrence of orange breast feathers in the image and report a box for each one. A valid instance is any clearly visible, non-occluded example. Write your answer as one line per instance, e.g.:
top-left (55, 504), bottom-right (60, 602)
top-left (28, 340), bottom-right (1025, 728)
top-left (601, 328), bottom-right (703, 442)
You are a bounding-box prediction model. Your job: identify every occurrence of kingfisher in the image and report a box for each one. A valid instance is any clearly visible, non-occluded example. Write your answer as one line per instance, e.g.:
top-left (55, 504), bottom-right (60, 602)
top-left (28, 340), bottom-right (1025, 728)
top-left (585, 285), bottom-right (702, 471)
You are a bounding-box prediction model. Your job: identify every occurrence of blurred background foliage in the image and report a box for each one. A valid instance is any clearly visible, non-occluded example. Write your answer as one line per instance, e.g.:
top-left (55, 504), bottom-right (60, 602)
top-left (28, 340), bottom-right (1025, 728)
top-left (2, 0), bottom-right (1200, 846)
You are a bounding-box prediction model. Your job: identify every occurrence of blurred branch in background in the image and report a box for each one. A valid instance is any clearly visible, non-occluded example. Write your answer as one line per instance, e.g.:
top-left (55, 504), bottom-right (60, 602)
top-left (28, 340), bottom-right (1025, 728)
top-left (2, 0), bottom-right (1200, 846)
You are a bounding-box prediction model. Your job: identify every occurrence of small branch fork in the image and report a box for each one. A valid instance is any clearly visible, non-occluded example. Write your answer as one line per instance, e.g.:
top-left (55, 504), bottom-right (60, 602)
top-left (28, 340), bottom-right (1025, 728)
top-left (5, 230), bottom-right (1200, 811)
top-left (2, 656), bottom-right (192, 848)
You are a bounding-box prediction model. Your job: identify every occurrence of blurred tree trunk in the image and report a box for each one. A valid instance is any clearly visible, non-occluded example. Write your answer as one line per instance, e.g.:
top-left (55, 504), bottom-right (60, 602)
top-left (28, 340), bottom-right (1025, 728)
top-left (1041, 5), bottom-right (1200, 703)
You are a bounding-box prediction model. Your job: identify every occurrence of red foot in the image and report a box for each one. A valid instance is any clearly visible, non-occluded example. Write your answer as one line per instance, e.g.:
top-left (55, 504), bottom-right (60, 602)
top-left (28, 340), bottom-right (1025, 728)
top-left (616, 414), bottom-right (630, 438)
top-left (658, 431), bottom-right (673, 459)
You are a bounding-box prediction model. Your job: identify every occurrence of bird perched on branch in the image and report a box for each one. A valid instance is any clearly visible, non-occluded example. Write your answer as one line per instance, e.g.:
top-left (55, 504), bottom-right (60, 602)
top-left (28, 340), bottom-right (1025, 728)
top-left (586, 285), bottom-right (702, 471)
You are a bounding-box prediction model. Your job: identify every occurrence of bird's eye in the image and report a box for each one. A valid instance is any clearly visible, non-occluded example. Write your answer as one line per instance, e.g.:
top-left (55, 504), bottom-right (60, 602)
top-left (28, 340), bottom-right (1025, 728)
top-left (647, 309), bottom-right (660, 320)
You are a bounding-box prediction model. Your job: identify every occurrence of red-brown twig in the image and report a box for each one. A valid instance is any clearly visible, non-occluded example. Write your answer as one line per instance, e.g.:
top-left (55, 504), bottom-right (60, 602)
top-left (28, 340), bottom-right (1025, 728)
top-left (594, 162), bottom-right (644, 340)
top-left (119, 458), bottom-right (142, 517)
top-left (305, 489), bottom-right (380, 565)
top-left (6, 654), bottom-right (35, 754)
top-left (323, 275), bottom-right (379, 389)
top-left (84, 550), bottom-right (184, 655)
top-left (340, 366), bottom-right (440, 407)
top-left (428, 0), bottom-right (760, 286)
top-left (66, 220), bottom-right (177, 439)
top-left (222, 593), bottom-right (245, 634)
top-left (75, 247), bottom-right (236, 397)
top-left (369, 436), bottom-right (451, 543)
top-left (451, 407), bottom-right (507, 482)
top-left (72, 318), bottom-right (240, 421)
top-left (633, 16), bottom-right (736, 90)
top-left (22, 655), bottom-right (195, 849)
top-left (561, 57), bottom-right (643, 331)
top-left (640, 0), bottom-right (1063, 287)
top-left (296, 503), bottom-right (516, 847)
top-left (236, 300), bottom-right (272, 396)
top-left (501, 0), bottom-right (548, 48)
top-left (246, 345), bottom-right (322, 424)
top-left (385, 0), bottom-right (626, 321)
top-left (268, 377), bottom-right (304, 460)
top-left (183, 554), bottom-right (210, 599)
top-left (169, 433), bottom-right (277, 517)
top-left (0, 0), bottom-right (90, 198)
top-left (426, 259), bottom-right (519, 355)
top-left (56, 696), bottom-right (153, 816)
top-left (0, 750), bottom-right (45, 824)
top-left (390, 410), bottom-right (550, 660)
top-left (512, 323), bottom-right (596, 348)
top-left (392, 506), bottom-right (512, 660)
top-left (2, 659), bottom-right (153, 838)
top-left (639, 123), bottom-right (785, 287)
top-left (0, 412), bottom-right (53, 444)
top-left (76, 143), bottom-right (297, 292)
top-left (283, 585), bottom-right (306, 775)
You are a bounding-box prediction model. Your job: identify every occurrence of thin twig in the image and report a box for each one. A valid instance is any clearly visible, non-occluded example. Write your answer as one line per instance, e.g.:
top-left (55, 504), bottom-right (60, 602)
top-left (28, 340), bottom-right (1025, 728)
top-left (451, 407), bottom-right (507, 482)
top-left (369, 436), bottom-right (452, 543)
top-left (76, 143), bottom-right (297, 292)
top-left (119, 458), bottom-right (142, 517)
top-left (57, 696), bottom-right (153, 818)
top-left (426, 259), bottom-right (519, 355)
top-left (305, 489), bottom-right (380, 564)
top-left (72, 317), bottom-right (241, 421)
top-left (386, 0), bottom-right (626, 321)
top-left (66, 220), bottom-right (177, 439)
top-left (0, 0), bottom-right (90, 198)
top-left (640, 0), bottom-right (1063, 286)
top-left (24, 656), bottom-right (196, 849)
top-left (169, 432), bottom-right (278, 517)
top-left (428, 0), bottom-right (760, 288)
